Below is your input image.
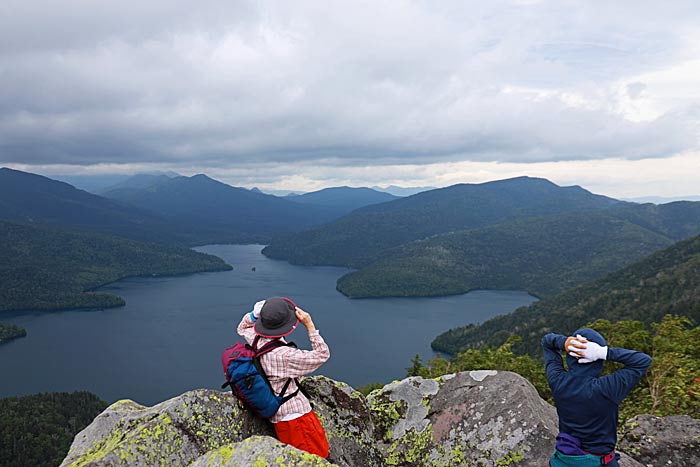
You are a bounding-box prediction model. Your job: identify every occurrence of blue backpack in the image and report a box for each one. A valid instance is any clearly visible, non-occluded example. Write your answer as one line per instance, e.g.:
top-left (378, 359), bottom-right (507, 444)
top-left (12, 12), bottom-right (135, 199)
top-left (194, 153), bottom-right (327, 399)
top-left (220, 335), bottom-right (301, 418)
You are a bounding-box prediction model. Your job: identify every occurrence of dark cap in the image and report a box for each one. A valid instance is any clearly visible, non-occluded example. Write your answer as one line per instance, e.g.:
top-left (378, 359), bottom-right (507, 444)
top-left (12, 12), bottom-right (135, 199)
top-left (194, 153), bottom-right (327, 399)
top-left (254, 297), bottom-right (299, 338)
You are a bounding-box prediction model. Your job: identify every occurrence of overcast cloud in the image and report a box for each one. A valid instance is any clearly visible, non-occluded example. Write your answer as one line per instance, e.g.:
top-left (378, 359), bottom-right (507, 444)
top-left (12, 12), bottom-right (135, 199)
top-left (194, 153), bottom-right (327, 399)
top-left (1, 1), bottom-right (699, 194)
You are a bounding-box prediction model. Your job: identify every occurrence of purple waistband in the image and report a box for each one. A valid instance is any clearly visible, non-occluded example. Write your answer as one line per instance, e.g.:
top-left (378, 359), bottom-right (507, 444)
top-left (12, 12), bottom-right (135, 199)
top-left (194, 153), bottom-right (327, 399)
top-left (555, 433), bottom-right (588, 456)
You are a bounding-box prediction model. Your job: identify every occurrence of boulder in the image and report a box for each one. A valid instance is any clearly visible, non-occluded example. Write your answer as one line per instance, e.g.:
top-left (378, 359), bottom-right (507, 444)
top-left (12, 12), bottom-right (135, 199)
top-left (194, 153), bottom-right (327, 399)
top-left (619, 414), bottom-right (700, 467)
top-left (303, 376), bottom-right (384, 467)
top-left (189, 436), bottom-right (339, 466)
top-left (367, 370), bottom-right (558, 467)
top-left (59, 389), bottom-right (273, 467)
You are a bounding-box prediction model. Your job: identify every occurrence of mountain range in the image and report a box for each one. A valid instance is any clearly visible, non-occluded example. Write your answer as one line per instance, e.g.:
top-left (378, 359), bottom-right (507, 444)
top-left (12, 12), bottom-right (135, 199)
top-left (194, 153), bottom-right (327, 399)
top-left (0, 168), bottom-right (184, 244)
top-left (263, 177), bottom-right (700, 300)
top-left (0, 168), bottom-right (401, 246)
top-left (0, 168), bottom-right (410, 312)
top-left (4, 167), bottom-right (700, 317)
top-left (263, 176), bottom-right (625, 268)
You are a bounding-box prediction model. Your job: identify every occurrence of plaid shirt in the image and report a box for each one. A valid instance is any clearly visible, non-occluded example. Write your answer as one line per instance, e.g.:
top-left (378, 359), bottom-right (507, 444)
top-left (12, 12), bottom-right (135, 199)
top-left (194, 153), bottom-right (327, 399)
top-left (237, 310), bottom-right (330, 423)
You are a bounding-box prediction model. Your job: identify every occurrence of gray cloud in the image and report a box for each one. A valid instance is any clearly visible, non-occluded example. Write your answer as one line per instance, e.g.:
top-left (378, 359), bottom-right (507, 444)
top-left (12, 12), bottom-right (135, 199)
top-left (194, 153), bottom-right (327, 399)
top-left (1, 0), bottom-right (699, 169)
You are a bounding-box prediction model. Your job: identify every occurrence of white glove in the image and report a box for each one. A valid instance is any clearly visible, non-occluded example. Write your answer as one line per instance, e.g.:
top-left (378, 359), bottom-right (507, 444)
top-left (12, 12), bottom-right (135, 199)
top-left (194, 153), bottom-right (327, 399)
top-left (252, 300), bottom-right (265, 319)
top-left (576, 339), bottom-right (608, 364)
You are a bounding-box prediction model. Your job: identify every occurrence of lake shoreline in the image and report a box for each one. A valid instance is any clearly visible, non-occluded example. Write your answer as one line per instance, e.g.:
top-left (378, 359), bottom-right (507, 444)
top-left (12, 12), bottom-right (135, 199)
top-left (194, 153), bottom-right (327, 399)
top-left (0, 244), bottom-right (536, 405)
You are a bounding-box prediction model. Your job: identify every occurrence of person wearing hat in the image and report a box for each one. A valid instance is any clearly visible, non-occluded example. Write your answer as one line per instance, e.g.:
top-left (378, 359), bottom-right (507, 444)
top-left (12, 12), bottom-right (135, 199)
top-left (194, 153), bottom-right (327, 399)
top-left (541, 328), bottom-right (651, 467)
top-left (237, 296), bottom-right (331, 458)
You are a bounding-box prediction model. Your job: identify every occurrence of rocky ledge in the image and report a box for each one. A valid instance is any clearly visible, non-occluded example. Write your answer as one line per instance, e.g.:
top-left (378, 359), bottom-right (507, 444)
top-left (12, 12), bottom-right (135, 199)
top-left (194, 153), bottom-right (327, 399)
top-left (60, 370), bottom-right (691, 466)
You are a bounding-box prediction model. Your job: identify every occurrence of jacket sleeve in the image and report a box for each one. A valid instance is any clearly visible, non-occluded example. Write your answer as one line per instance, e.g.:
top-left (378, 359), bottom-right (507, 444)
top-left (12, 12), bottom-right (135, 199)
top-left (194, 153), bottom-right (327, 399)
top-left (279, 330), bottom-right (330, 378)
top-left (598, 347), bottom-right (652, 404)
top-left (236, 312), bottom-right (256, 345)
top-left (542, 333), bottom-right (567, 386)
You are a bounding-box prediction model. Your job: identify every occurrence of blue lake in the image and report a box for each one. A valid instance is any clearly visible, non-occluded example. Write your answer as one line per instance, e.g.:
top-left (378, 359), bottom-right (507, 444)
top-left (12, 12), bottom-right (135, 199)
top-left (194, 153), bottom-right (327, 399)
top-left (0, 244), bottom-right (536, 405)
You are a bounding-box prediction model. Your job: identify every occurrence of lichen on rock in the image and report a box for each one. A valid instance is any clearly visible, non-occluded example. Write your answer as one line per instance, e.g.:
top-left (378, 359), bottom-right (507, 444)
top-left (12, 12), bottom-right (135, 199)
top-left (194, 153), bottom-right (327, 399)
top-left (369, 370), bottom-right (558, 467)
top-left (59, 370), bottom-right (679, 467)
top-left (59, 389), bottom-right (273, 467)
top-left (189, 436), bottom-right (339, 467)
top-left (301, 375), bottom-right (384, 467)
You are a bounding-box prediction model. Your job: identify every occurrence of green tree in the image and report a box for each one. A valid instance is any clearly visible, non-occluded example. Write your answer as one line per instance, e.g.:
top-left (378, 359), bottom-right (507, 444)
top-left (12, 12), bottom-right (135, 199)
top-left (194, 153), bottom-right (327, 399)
top-left (412, 336), bottom-right (550, 402)
top-left (585, 315), bottom-right (700, 421)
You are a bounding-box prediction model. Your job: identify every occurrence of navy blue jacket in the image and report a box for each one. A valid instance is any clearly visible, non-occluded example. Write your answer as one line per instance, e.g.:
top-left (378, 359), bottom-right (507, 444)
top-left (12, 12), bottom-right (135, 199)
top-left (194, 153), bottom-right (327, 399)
top-left (541, 329), bottom-right (652, 454)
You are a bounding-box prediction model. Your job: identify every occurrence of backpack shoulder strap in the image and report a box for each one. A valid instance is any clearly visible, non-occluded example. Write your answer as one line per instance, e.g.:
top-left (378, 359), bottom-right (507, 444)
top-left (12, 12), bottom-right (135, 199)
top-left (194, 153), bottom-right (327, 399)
top-left (251, 338), bottom-right (304, 403)
top-left (254, 338), bottom-right (297, 357)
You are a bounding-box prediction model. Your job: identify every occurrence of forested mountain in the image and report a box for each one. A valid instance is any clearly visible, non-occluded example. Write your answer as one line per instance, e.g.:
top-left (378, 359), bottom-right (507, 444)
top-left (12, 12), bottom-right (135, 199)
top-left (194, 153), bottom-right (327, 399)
top-left (101, 173), bottom-right (345, 243)
top-left (337, 212), bottom-right (673, 298)
top-left (0, 392), bottom-right (108, 467)
top-left (0, 168), bottom-right (183, 244)
top-left (263, 176), bottom-right (624, 268)
top-left (0, 220), bottom-right (231, 312)
top-left (98, 172), bottom-right (177, 195)
top-left (432, 234), bottom-right (700, 356)
top-left (0, 168), bottom-right (361, 246)
top-left (287, 186), bottom-right (399, 213)
top-left (612, 201), bottom-right (700, 240)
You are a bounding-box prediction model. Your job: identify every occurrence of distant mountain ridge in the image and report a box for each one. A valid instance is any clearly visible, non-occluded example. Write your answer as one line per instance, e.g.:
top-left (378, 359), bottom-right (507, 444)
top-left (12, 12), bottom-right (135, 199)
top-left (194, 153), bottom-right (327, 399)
top-left (371, 185), bottom-right (435, 196)
top-left (431, 233), bottom-right (700, 356)
top-left (287, 186), bottom-right (399, 212)
top-left (263, 176), bottom-right (625, 268)
top-left (98, 172), bottom-right (178, 195)
top-left (0, 168), bottom-right (184, 244)
top-left (101, 173), bottom-right (344, 243)
top-left (1, 168), bottom-right (350, 245)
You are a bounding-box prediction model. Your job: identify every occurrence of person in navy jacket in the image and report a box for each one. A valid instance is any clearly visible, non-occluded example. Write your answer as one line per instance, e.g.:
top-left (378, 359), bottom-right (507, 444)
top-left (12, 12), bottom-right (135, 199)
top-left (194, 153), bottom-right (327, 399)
top-left (542, 328), bottom-right (652, 467)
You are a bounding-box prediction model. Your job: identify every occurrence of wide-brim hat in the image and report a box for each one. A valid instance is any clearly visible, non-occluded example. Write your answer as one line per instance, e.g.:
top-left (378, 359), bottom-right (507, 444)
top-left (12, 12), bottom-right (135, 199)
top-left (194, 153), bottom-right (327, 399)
top-left (254, 297), bottom-right (299, 338)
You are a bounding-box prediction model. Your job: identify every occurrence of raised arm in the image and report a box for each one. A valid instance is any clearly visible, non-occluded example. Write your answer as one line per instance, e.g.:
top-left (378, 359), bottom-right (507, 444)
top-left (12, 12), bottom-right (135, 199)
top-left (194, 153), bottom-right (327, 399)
top-left (599, 347), bottom-right (652, 404)
top-left (282, 330), bottom-right (331, 377)
top-left (541, 333), bottom-right (567, 384)
top-left (237, 300), bottom-right (265, 345)
top-left (282, 307), bottom-right (330, 377)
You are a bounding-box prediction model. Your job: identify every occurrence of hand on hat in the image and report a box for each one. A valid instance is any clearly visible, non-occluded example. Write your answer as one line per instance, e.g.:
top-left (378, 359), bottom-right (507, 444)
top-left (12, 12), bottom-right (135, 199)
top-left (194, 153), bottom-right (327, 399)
top-left (295, 307), bottom-right (316, 332)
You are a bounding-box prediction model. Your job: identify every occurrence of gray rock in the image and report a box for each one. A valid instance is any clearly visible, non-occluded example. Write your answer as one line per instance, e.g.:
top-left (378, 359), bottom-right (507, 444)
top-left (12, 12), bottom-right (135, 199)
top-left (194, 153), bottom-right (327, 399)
top-left (619, 414), bottom-right (700, 467)
top-left (60, 371), bottom-right (686, 467)
top-left (189, 436), bottom-right (339, 466)
top-left (302, 376), bottom-right (384, 467)
top-left (367, 370), bottom-right (558, 466)
top-left (59, 389), bottom-right (273, 467)
top-left (618, 451), bottom-right (645, 467)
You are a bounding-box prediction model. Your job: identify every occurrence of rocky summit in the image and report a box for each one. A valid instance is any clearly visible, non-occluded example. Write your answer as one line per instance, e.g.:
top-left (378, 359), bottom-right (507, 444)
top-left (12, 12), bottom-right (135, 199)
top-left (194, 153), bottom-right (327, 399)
top-left (60, 370), bottom-right (684, 466)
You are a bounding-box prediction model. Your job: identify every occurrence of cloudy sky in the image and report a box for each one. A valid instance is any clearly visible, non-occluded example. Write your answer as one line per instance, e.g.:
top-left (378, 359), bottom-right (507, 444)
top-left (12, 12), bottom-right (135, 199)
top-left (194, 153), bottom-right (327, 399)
top-left (1, 0), bottom-right (699, 197)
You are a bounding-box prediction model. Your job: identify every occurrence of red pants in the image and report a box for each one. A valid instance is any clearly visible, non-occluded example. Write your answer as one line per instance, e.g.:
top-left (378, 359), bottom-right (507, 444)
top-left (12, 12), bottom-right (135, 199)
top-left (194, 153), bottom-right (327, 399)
top-left (274, 411), bottom-right (329, 459)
